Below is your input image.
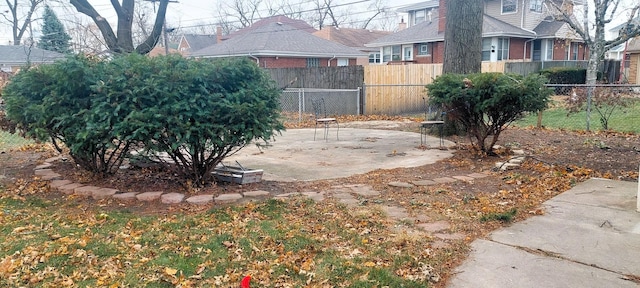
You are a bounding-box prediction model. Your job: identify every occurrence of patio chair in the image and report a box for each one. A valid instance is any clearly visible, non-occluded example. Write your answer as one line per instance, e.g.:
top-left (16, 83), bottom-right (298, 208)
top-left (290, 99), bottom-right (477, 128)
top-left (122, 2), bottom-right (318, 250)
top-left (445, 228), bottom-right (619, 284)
top-left (420, 99), bottom-right (444, 147)
top-left (312, 98), bottom-right (339, 141)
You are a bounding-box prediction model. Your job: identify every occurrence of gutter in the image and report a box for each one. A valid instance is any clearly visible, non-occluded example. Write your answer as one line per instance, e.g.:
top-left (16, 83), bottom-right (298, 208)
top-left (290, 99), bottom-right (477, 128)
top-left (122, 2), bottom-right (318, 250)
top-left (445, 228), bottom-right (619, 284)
top-left (248, 53), bottom-right (259, 65)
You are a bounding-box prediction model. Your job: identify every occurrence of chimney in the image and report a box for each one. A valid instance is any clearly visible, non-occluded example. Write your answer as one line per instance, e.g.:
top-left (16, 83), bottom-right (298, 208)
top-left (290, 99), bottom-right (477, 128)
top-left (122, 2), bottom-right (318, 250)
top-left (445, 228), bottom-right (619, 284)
top-left (216, 26), bottom-right (222, 42)
top-left (398, 18), bottom-right (407, 31)
top-left (438, 0), bottom-right (447, 33)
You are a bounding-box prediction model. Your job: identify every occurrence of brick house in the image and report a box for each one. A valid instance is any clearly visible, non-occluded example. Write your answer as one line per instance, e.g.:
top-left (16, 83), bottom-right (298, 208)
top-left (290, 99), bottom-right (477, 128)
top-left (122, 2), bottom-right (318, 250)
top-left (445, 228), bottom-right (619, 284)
top-left (313, 26), bottom-right (391, 66)
top-left (190, 16), bottom-right (365, 68)
top-left (627, 38), bottom-right (640, 84)
top-left (365, 0), bottom-right (587, 64)
top-left (0, 45), bottom-right (66, 72)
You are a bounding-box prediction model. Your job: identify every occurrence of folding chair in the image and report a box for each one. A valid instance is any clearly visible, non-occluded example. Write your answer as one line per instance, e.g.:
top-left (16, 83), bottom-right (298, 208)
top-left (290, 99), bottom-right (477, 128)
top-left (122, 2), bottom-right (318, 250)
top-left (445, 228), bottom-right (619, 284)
top-left (420, 100), bottom-right (444, 147)
top-left (311, 98), bottom-right (339, 141)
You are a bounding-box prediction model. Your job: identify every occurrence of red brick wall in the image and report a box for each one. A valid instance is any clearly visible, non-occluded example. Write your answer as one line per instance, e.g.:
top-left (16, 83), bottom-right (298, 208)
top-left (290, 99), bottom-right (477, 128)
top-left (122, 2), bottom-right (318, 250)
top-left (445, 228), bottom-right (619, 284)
top-left (509, 38), bottom-right (527, 60)
top-left (553, 40), bottom-right (567, 60)
top-left (439, 0), bottom-right (447, 33)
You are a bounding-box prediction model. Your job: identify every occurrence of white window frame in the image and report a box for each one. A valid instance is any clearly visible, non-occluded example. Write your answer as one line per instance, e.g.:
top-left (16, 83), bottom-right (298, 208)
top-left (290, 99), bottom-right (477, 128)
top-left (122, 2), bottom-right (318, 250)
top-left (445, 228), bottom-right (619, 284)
top-left (383, 45), bottom-right (401, 62)
top-left (337, 58), bottom-right (349, 66)
top-left (529, 0), bottom-right (542, 13)
top-left (402, 45), bottom-right (413, 61)
top-left (497, 38), bottom-right (510, 60)
top-left (545, 39), bottom-right (554, 60)
top-left (306, 58), bottom-right (320, 67)
top-left (482, 38), bottom-right (492, 61)
top-left (571, 43), bottom-right (579, 60)
top-left (502, 0), bottom-right (517, 14)
top-left (369, 52), bottom-right (381, 64)
top-left (414, 10), bottom-right (426, 25)
top-left (418, 43), bottom-right (429, 56)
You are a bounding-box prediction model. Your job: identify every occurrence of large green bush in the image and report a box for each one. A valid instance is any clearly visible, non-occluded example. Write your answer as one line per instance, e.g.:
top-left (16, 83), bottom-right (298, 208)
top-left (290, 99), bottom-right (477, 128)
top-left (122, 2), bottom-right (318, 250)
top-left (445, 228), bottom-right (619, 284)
top-left (427, 73), bottom-right (552, 154)
top-left (4, 54), bottom-right (284, 185)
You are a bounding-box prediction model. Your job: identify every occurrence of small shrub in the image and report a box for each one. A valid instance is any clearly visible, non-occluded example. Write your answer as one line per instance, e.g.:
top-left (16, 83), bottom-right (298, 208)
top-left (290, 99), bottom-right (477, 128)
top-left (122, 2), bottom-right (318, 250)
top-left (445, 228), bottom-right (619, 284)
top-left (480, 208), bottom-right (517, 223)
top-left (540, 67), bottom-right (586, 94)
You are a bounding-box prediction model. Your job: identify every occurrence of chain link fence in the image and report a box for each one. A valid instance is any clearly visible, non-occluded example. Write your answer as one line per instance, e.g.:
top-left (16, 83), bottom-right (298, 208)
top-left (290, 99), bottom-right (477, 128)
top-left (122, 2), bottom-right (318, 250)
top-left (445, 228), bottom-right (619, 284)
top-left (280, 88), bottom-right (362, 123)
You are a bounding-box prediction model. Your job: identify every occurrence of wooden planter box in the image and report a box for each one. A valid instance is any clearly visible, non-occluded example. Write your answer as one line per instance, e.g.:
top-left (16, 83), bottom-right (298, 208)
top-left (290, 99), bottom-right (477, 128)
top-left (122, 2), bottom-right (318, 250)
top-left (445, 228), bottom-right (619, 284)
top-left (213, 165), bottom-right (263, 184)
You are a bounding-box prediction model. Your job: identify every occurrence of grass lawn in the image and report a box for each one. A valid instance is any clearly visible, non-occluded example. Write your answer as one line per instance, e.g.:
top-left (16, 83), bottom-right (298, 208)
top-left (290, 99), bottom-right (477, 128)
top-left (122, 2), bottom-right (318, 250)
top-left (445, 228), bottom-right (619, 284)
top-left (0, 188), bottom-right (443, 287)
top-left (514, 98), bottom-right (640, 133)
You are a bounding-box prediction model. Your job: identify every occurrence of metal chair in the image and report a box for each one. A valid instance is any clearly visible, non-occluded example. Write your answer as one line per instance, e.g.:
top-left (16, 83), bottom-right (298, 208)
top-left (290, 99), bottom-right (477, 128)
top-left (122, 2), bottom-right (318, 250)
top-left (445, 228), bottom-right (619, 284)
top-left (420, 100), bottom-right (444, 147)
top-left (311, 98), bottom-right (339, 141)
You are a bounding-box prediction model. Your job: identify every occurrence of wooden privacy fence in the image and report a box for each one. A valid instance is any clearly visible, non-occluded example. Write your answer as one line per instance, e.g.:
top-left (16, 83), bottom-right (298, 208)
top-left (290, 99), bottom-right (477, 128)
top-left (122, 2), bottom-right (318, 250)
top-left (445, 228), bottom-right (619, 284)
top-left (363, 62), bottom-right (506, 115)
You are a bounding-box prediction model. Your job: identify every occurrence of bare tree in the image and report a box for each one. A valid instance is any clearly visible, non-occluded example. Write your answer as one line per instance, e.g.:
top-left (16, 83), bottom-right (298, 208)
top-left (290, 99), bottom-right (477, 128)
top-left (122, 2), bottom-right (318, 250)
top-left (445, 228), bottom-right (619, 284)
top-left (0, 0), bottom-right (45, 45)
top-left (443, 0), bottom-right (484, 74)
top-left (68, 0), bottom-right (169, 54)
top-left (545, 0), bottom-right (640, 130)
top-left (66, 17), bottom-right (108, 55)
top-left (360, 0), bottom-right (390, 29)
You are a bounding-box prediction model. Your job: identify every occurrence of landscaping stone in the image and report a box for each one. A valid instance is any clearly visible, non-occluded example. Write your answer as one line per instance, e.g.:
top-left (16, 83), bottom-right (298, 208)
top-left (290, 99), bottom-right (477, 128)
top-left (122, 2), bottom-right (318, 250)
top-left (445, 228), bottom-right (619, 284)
top-left (468, 172), bottom-right (490, 179)
top-left (381, 206), bottom-right (410, 220)
top-left (452, 175), bottom-right (475, 182)
top-left (243, 190), bottom-right (271, 197)
top-left (332, 192), bottom-right (355, 199)
top-left (350, 185), bottom-right (380, 197)
top-left (49, 179), bottom-right (72, 189)
top-left (112, 192), bottom-right (139, 201)
top-left (44, 156), bottom-right (63, 163)
top-left (338, 198), bottom-right (360, 207)
top-left (161, 193), bottom-right (185, 204)
top-left (74, 186), bottom-right (102, 197)
top-left (417, 220), bottom-right (451, 232)
top-left (214, 193), bottom-right (243, 204)
top-left (432, 177), bottom-right (457, 184)
top-left (186, 194), bottom-right (214, 204)
top-left (300, 191), bottom-right (325, 202)
top-left (388, 181), bottom-right (414, 188)
top-left (412, 180), bottom-right (436, 186)
top-left (509, 158), bottom-right (524, 164)
top-left (495, 162), bottom-right (520, 171)
top-left (57, 183), bottom-right (85, 195)
top-left (92, 188), bottom-right (119, 200)
top-left (35, 163), bottom-right (52, 170)
top-left (512, 149), bottom-right (525, 155)
top-left (34, 169), bottom-right (54, 176)
top-left (41, 173), bottom-right (63, 180)
top-left (136, 191), bottom-right (164, 202)
top-left (274, 192), bottom-right (301, 198)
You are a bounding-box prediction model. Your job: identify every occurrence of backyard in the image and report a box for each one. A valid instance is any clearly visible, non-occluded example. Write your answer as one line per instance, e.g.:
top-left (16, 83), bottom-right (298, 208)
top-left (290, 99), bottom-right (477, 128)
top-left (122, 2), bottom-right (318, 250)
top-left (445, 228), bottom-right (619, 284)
top-left (1, 112), bottom-right (639, 287)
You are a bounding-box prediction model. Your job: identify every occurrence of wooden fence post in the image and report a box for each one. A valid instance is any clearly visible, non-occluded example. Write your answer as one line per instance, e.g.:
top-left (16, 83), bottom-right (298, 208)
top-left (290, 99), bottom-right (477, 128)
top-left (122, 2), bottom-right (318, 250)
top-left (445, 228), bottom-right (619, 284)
top-left (637, 164), bottom-right (639, 212)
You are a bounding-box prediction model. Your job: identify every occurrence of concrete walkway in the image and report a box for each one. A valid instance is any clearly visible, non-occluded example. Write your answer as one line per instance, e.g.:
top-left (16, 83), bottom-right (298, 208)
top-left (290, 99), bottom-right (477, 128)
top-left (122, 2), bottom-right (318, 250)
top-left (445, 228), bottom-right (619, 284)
top-left (448, 178), bottom-right (640, 288)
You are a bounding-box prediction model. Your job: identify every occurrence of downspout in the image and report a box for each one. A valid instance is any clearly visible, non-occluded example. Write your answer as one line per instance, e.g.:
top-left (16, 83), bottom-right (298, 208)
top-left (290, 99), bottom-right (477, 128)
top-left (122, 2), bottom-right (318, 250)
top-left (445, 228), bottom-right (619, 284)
top-left (328, 55), bottom-right (336, 66)
top-left (248, 53), bottom-right (259, 66)
top-left (520, 0), bottom-right (537, 61)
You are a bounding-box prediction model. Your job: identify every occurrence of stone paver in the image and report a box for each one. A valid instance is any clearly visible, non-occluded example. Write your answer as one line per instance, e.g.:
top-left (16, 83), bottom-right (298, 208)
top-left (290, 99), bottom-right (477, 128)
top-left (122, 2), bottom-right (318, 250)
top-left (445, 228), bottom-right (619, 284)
top-left (495, 162), bottom-right (520, 170)
top-left (381, 206), bottom-right (410, 220)
top-left (74, 186), bottom-right (101, 197)
top-left (468, 172), bottom-right (490, 179)
top-left (41, 173), bottom-right (62, 180)
top-left (412, 179), bottom-right (436, 186)
top-left (243, 190), bottom-right (271, 197)
top-left (274, 192), bottom-right (301, 198)
top-left (57, 183), bottom-right (85, 195)
top-left (92, 188), bottom-right (118, 200)
top-left (388, 181), bottom-right (414, 188)
top-left (417, 220), bottom-right (451, 232)
top-left (113, 192), bottom-right (139, 201)
top-left (452, 175), bottom-right (475, 182)
top-left (34, 169), bottom-right (54, 176)
top-left (35, 163), bottom-right (52, 170)
top-left (300, 191), bottom-right (325, 202)
top-left (332, 192), bottom-right (356, 199)
top-left (338, 198), bottom-right (360, 207)
top-left (434, 232), bottom-right (465, 240)
top-left (136, 191), bottom-right (164, 202)
top-left (186, 194), bottom-right (214, 204)
top-left (49, 179), bottom-right (72, 188)
top-left (214, 193), bottom-right (243, 204)
top-left (350, 185), bottom-right (380, 197)
top-left (432, 177), bottom-right (457, 184)
top-left (44, 156), bottom-right (63, 163)
top-left (161, 193), bottom-right (185, 204)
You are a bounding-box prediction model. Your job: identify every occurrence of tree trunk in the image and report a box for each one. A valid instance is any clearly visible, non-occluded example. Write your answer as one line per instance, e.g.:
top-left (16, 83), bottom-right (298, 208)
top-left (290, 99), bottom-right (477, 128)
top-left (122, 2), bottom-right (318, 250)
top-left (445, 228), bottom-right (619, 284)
top-left (442, 0), bottom-right (483, 74)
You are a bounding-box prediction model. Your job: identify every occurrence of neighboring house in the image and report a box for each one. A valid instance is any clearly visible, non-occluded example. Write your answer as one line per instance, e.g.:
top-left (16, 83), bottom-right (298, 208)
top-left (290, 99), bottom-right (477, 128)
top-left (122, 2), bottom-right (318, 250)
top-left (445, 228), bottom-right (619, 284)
top-left (190, 21), bottom-right (366, 68)
top-left (365, 0), bottom-right (587, 64)
top-left (178, 34), bottom-right (219, 56)
top-left (313, 26), bottom-right (391, 65)
top-left (0, 45), bottom-right (66, 72)
top-left (627, 37), bottom-right (640, 84)
top-left (605, 17), bottom-right (640, 60)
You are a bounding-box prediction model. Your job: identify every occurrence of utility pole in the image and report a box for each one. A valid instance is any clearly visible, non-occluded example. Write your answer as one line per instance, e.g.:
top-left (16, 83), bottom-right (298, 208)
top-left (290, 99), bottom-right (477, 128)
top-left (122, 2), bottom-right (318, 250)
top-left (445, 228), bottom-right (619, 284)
top-left (143, 0), bottom-right (178, 55)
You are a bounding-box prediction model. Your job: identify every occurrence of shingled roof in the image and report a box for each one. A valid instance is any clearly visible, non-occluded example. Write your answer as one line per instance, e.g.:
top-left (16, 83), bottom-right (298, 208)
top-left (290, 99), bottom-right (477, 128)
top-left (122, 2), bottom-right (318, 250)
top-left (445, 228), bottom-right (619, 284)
top-left (313, 26), bottom-right (391, 52)
top-left (0, 45), bottom-right (66, 65)
top-left (191, 22), bottom-right (365, 58)
top-left (181, 34), bottom-right (218, 52)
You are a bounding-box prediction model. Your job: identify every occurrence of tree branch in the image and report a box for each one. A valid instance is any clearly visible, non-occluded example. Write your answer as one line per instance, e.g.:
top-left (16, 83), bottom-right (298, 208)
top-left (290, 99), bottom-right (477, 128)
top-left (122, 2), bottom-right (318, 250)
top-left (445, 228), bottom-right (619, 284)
top-left (134, 0), bottom-right (168, 54)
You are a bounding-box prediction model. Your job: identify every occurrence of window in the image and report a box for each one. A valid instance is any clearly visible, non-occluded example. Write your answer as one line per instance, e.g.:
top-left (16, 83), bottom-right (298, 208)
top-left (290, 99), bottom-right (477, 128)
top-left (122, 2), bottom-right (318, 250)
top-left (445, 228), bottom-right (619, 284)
top-left (418, 43), bottom-right (429, 56)
top-left (414, 10), bottom-right (426, 25)
top-left (402, 45), bottom-right (413, 61)
top-left (337, 58), bottom-right (349, 66)
top-left (306, 58), bottom-right (320, 67)
top-left (497, 38), bottom-right (509, 60)
top-left (383, 45), bottom-right (401, 62)
top-left (529, 0), bottom-right (542, 12)
top-left (369, 52), bottom-right (381, 64)
top-left (482, 38), bottom-right (492, 61)
top-left (545, 39), bottom-right (554, 60)
top-left (502, 0), bottom-right (517, 13)
top-left (571, 43), bottom-right (579, 60)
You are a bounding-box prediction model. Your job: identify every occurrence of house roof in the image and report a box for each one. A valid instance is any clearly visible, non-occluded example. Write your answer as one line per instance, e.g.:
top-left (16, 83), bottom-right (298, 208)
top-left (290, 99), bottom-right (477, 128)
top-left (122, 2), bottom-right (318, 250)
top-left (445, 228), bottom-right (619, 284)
top-left (181, 34), bottom-right (218, 52)
top-left (0, 45), bottom-right (66, 65)
top-left (365, 12), bottom-right (535, 47)
top-left (396, 0), bottom-right (439, 13)
top-left (190, 22), bottom-right (366, 58)
top-left (226, 15), bottom-right (316, 39)
top-left (313, 26), bottom-right (391, 52)
top-left (627, 37), bottom-right (640, 53)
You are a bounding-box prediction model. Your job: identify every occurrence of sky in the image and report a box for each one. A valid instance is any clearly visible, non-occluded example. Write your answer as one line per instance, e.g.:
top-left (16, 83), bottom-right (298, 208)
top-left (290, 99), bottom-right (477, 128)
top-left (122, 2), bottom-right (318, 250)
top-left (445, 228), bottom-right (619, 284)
top-left (1, 0), bottom-right (639, 46)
